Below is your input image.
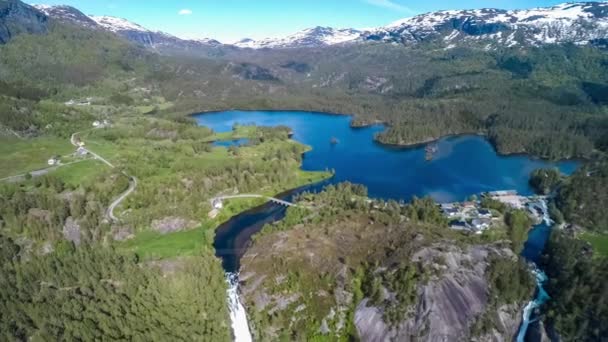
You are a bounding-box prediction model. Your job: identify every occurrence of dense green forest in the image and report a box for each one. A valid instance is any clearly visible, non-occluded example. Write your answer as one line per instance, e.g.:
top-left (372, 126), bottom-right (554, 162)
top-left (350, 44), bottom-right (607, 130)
top-left (541, 231), bottom-right (608, 341)
top-left (0, 234), bottom-right (231, 341)
top-left (242, 184), bottom-right (535, 340)
top-left (1, 21), bottom-right (608, 160)
top-left (557, 158), bottom-right (608, 233)
top-left (529, 168), bottom-right (563, 195)
top-left (1, 4), bottom-right (607, 341)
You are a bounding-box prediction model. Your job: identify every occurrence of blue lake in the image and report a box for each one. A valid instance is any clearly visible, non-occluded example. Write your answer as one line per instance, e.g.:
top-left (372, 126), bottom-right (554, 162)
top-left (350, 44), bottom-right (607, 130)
top-left (195, 110), bottom-right (580, 272)
top-left (196, 110), bottom-right (579, 203)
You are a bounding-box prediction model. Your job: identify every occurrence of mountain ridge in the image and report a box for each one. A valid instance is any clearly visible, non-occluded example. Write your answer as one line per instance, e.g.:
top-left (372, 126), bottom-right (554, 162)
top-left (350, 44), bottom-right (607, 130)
top-left (31, 1), bottom-right (608, 50)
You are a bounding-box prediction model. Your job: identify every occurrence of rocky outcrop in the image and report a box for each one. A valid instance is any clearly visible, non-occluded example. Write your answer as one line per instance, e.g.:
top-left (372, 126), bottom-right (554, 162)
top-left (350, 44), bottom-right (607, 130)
top-left (151, 216), bottom-right (199, 234)
top-left (0, 0), bottom-right (48, 44)
top-left (354, 244), bottom-right (522, 342)
top-left (62, 217), bottom-right (81, 246)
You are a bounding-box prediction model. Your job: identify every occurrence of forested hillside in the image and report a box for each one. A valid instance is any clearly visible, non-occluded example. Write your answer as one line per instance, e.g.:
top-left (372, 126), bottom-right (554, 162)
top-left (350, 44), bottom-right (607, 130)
top-left (240, 184), bottom-right (534, 341)
top-left (0, 0), bottom-right (607, 340)
top-left (0, 235), bottom-right (231, 341)
top-left (541, 231), bottom-right (608, 341)
top-left (557, 157), bottom-right (608, 233)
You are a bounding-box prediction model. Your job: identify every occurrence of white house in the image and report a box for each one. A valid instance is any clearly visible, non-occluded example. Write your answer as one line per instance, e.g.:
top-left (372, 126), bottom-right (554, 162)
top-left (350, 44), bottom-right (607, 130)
top-left (76, 147), bottom-right (88, 156)
top-left (472, 218), bottom-right (491, 231)
top-left (47, 157), bottom-right (58, 166)
top-left (212, 199), bottom-right (223, 210)
top-left (92, 121), bottom-right (101, 127)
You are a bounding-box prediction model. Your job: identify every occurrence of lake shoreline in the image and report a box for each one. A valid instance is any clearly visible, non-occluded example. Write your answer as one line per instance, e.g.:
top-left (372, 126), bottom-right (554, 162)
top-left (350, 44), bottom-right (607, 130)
top-left (192, 109), bottom-right (586, 163)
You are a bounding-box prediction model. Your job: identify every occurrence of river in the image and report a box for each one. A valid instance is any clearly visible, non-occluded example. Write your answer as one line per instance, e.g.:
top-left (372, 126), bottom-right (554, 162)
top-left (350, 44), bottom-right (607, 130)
top-left (194, 110), bottom-right (579, 341)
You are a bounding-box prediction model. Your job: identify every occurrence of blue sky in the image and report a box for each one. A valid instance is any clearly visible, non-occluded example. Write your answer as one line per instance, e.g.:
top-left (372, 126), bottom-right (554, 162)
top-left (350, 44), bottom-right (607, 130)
top-left (29, 0), bottom-right (572, 42)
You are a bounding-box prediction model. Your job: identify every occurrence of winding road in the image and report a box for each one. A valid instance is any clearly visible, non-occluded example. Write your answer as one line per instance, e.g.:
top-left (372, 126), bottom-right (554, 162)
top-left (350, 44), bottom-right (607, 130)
top-left (106, 175), bottom-right (138, 222)
top-left (71, 130), bottom-right (137, 223)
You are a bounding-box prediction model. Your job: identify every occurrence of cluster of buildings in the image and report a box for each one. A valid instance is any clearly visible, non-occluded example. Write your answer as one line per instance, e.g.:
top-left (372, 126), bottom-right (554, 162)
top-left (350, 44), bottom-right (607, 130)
top-left (441, 201), bottom-right (494, 234)
top-left (487, 190), bottom-right (549, 223)
top-left (442, 190), bottom-right (551, 234)
top-left (92, 119), bottom-right (111, 128)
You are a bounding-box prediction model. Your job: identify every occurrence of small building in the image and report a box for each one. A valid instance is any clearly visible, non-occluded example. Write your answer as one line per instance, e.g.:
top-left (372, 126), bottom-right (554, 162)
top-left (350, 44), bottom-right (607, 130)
top-left (78, 142), bottom-right (85, 147)
top-left (478, 209), bottom-right (492, 218)
top-left (462, 201), bottom-right (476, 209)
top-left (76, 147), bottom-right (88, 156)
top-left (487, 190), bottom-right (518, 197)
top-left (212, 199), bottom-right (223, 210)
top-left (208, 209), bottom-right (220, 219)
top-left (449, 220), bottom-right (468, 230)
top-left (92, 121), bottom-right (101, 128)
top-left (443, 207), bottom-right (460, 217)
top-left (47, 157), bottom-right (58, 166)
top-left (472, 218), bottom-right (492, 231)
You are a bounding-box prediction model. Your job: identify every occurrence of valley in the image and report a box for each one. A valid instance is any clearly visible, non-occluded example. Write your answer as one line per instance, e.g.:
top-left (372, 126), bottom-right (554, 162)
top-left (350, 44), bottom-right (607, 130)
top-left (0, 0), bottom-right (607, 341)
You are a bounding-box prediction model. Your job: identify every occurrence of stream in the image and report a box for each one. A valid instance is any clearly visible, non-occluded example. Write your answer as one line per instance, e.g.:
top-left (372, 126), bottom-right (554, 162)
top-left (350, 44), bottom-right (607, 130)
top-left (517, 201), bottom-right (555, 341)
top-left (196, 110), bottom-right (578, 341)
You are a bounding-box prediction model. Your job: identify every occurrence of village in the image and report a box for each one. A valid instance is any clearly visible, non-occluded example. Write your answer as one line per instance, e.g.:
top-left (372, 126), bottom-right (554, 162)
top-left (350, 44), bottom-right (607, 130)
top-left (46, 120), bottom-right (112, 167)
top-left (441, 190), bottom-right (550, 234)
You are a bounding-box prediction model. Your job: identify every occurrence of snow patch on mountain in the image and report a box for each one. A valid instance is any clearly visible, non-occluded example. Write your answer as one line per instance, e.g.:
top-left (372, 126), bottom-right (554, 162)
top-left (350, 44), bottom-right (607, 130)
top-left (366, 1), bottom-right (608, 48)
top-left (233, 27), bottom-right (361, 49)
top-left (90, 15), bottom-right (150, 33)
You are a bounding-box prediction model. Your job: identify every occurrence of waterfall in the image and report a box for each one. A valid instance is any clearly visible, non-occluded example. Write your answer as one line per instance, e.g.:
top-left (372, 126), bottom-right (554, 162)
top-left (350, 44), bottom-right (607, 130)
top-left (226, 273), bottom-right (253, 342)
top-left (516, 265), bottom-right (551, 342)
top-left (539, 198), bottom-right (553, 226)
top-left (516, 198), bottom-right (553, 342)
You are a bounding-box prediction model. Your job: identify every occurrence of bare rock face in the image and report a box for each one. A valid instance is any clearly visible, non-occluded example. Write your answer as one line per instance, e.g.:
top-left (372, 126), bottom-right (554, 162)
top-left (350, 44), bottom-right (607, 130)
top-left (62, 217), bottom-right (81, 246)
top-left (355, 244), bottom-right (520, 342)
top-left (28, 208), bottom-right (51, 223)
top-left (151, 216), bottom-right (199, 234)
top-left (112, 225), bottom-right (134, 241)
top-left (0, 0), bottom-right (48, 44)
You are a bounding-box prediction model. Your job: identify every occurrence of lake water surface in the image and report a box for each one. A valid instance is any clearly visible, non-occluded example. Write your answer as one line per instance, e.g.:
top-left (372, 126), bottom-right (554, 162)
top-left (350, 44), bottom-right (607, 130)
top-left (196, 110), bottom-right (578, 203)
top-left (195, 110), bottom-right (579, 342)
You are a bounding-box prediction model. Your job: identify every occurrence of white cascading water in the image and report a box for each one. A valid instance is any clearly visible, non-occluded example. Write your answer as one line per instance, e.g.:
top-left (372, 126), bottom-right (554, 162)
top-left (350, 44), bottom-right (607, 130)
top-left (516, 198), bottom-right (552, 342)
top-left (226, 273), bottom-right (253, 342)
top-left (516, 269), bottom-right (549, 342)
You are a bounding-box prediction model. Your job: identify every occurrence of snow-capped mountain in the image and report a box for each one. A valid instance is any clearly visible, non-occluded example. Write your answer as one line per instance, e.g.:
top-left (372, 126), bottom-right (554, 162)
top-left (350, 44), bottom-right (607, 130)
top-left (33, 2), bottom-right (608, 51)
top-left (34, 4), bottom-right (221, 54)
top-left (33, 4), bottom-right (97, 28)
top-left (233, 26), bottom-right (361, 49)
top-left (364, 2), bottom-right (608, 48)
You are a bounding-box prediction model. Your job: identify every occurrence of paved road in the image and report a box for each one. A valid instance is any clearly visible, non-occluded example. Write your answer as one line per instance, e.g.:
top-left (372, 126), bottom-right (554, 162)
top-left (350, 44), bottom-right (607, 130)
top-left (70, 131), bottom-right (115, 168)
top-left (0, 159), bottom-right (92, 183)
top-left (211, 194), bottom-right (298, 207)
top-left (72, 129), bottom-right (136, 223)
top-left (106, 175), bottom-right (138, 222)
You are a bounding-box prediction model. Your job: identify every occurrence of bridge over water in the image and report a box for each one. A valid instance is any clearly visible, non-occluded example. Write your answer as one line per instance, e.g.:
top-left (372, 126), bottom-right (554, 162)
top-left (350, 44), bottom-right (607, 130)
top-left (211, 194), bottom-right (298, 208)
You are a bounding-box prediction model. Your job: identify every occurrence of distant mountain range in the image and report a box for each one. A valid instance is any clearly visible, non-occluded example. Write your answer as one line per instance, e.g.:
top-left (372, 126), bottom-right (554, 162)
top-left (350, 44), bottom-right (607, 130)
top-left (32, 4), bottom-right (223, 55)
top-left (233, 27), bottom-right (362, 49)
top-left (4, 1), bottom-right (608, 52)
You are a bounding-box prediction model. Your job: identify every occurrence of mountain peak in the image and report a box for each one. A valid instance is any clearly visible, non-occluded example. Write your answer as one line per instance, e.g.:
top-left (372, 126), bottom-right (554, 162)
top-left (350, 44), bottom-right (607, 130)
top-left (89, 15), bottom-right (150, 33)
top-left (366, 1), bottom-right (608, 48)
top-left (33, 4), bottom-right (98, 28)
top-left (233, 26), bottom-right (361, 49)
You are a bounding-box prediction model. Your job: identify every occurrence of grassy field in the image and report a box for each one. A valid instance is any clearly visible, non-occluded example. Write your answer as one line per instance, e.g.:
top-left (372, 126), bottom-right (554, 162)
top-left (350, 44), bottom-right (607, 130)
top-left (120, 226), bottom-right (213, 260)
top-left (51, 159), bottom-right (110, 186)
top-left (0, 137), bottom-right (74, 178)
top-left (580, 233), bottom-right (608, 257)
top-left (203, 125), bottom-right (258, 142)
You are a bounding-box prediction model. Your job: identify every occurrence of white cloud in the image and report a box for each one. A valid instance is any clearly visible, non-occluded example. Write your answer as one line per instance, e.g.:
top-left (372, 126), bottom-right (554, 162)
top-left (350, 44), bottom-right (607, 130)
top-left (178, 9), bottom-right (193, 15)
top-left (363, 0), bottom-right (413, 13)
